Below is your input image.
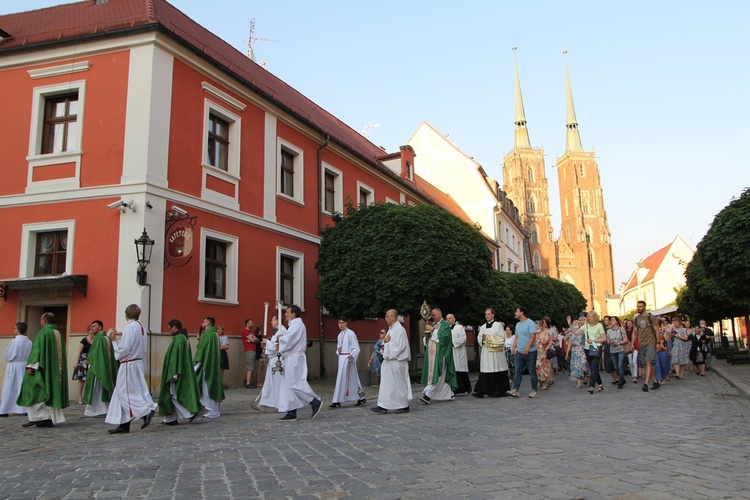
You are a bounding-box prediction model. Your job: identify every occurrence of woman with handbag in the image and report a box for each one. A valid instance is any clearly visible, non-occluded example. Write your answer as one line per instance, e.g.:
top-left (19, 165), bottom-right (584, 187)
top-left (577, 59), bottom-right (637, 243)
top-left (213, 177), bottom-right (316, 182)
top-left (472, 308), bottom-right (510, 398)
top-left (583, 311), bottom-right (607, 394)
top-left (535, 318), bottom-right (554, 390)
top-left (606, 316), bottom-right (628, 389)
top-left (504, 324), bottom-right (516, 381)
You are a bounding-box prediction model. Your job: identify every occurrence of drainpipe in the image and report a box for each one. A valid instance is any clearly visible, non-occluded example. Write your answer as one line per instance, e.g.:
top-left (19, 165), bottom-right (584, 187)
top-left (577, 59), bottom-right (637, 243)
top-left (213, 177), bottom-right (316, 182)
top-left (317, 134), bottom-right (330, 378)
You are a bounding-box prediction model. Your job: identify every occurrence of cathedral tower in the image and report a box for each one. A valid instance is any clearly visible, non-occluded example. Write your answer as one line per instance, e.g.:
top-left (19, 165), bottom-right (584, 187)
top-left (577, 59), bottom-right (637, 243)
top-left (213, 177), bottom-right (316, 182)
top-left (555, 55), bottom-right (615, 313)
top-left (502, 50), bottom-right (558, 277)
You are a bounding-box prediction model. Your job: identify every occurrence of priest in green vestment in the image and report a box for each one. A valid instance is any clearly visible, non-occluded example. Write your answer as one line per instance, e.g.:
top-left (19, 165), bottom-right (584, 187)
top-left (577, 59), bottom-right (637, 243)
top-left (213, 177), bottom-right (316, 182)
top-left (83, 321), bottom-right (119, 416)
top-left (420, 308), bottom-right (457, 404)
top-left (193, 317), bottom-right (225, 418)
top-left (17, 312), bottom-right (69, 427)
top-left (158, 319), bottom-right (202, 424)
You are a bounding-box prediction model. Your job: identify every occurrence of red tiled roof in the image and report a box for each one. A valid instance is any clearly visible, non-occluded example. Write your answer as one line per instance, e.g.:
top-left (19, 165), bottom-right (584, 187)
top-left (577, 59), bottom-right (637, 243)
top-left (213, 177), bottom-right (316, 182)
top-left (0, 0), bottom-right (406, 188)
top-left (622, 241), bottom-right (671, 292)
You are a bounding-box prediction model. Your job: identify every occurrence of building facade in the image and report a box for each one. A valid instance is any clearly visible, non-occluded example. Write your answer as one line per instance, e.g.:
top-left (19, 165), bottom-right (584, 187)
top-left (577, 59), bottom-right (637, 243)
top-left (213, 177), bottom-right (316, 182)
top-left (0, 0), bottom-right (445, 390)
top-left (502, 55), bottom-right (616, 314)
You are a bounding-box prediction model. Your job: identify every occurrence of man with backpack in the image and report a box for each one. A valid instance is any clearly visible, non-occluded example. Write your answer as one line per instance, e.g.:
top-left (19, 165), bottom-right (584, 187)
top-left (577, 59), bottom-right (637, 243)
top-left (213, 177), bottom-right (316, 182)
top-left (634, 301), bottom-right (660, 392)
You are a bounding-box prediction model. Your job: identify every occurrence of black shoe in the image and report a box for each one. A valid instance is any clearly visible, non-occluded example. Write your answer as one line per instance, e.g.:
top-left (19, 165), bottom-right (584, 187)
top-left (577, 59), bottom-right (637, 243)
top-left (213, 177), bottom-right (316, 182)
top-left (618, 383), bottom-right (624, 389)
top-left (22, 421), bottom-right (39, 428)
top-left (245, 384), bottom-right (253, 389)
top-left (328, 403), bottom-right (341, 408)
top-left (141, 410), bottom-right (155, 429)
top-left (188, 412), bottom-right (199, 422)
top-left (642, 384), bottom-right (649, 392)
top-left (0, 414), bottom-right (8, 417)
top-left (279, 413), bottom-right (297, 421)
top-left (651, 382), bottom-right (661, 390)
top-left (370, 406), bottom-right (388, 414)
top-left (471, 392), bottom-right (484, 398)
top-left (36, 419), bottom-right (54, 428)
top-left (108, 426), bottom-right (130, 434)
top-left (419, 395), bottom-right (431, 405)
top-left (355, 398), bottom-right (366, 406)
top-left (248, 384), bottom-right (257, 389)
top-left (395, 407), bottom-right (410, 414)
top-left (161, 420), bottom-right (179, 426)
top-left (310, 399), bottom-right (322, 419)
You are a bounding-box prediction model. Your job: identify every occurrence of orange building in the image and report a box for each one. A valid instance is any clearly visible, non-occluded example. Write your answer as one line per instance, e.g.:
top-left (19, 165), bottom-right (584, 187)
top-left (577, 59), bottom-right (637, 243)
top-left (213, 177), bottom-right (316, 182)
top-left (0, 0), bottom-right (462, 387)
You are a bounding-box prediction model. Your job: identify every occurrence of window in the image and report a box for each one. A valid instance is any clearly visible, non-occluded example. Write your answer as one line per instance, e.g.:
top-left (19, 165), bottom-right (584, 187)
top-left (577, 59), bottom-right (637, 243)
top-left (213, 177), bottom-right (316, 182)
top-left (42, 93), bottom-right (78, 154)
top-left (579, 163), bottom-right (585, 177)
top-left (34, 230), bottom-right (68, 276)
top-left (277, 139), bottom-right (304, 203)
top-left (591, 280), bottom-right (597, 296)
top-left (280, 256), bottom-right (294, 305)
top-left (527, 167), bottom-right (534, 183)
top-left (405, 161), bottom-right (413, 180)
top-left (202, 100), bottom-right (241, 177)
top-left (277, 248), bottom-right (304, 309)
top-left (321, 163), bottom-right (343, 215)
top-left (528, 197), bottom-right (536, 214)
top-left (21, 220), bottom-right (75, 278)
top-left (588, 248), bottom-right (596, 267)
top-left (357, 181), bottom-right (374, 206)
top-left (280, 149), bottom-right (295, 197)
top-left (204, 239), bottom-right (227, 299)
top-left (207, 114), bottom-right (229, 171)
top-left (199, 229), bottom-right (239, 304)
top-left (533, 251), bottom-right (541, 271)
top-left (530, 226), bottom-right (539, 244)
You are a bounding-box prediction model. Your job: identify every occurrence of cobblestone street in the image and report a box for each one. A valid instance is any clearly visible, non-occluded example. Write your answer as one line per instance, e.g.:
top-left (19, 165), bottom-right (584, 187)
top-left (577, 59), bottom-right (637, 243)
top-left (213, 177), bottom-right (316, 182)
top-left (1, 366), bottom-right (749, 499)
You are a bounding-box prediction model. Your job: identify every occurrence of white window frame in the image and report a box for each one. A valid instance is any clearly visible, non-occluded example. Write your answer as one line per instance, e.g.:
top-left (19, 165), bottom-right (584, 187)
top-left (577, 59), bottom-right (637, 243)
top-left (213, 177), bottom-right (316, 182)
top-left (199, 228), bottom-right (239, 305)
top-left (277, 139), bottom-right (304, 204)
top-left (202, 99), bottom-right (241, 177)
top-left (321, 162), bottom-right (343, 215)
top-left (385, 197), bottom-right (398, 205)
top-left (26, 81), bottom-right (86, 193)
top-left (20, 220), bottom-right (76, 278)
top-left (357, 181), bottom-right (374, 206)
top-left (276, 247), bottom-right (305, 311)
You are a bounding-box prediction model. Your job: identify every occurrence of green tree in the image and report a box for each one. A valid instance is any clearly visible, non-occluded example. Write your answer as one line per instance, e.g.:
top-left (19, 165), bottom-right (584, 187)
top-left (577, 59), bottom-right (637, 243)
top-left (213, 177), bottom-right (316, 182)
top-left (316, 203), bottom-right (493, 322)
top-left (677, 255), bottom-right (749, 322)
top-left (695, 187), bottom-right (750, 303)
top-left (500, 272), bottom-right (587, 327)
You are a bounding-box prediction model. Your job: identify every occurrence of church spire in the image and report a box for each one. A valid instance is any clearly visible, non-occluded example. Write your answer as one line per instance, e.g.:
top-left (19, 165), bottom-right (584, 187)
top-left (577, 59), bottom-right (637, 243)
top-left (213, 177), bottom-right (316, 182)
top-left (513, 47), bottom-right (531, 149)
top-left (564, 51), bottom-right (583, 153)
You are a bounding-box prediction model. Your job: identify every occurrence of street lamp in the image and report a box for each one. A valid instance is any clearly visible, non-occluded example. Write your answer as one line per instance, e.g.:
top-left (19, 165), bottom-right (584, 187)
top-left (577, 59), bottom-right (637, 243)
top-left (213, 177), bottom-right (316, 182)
top-left (134, 228), bottom-right (155, 286)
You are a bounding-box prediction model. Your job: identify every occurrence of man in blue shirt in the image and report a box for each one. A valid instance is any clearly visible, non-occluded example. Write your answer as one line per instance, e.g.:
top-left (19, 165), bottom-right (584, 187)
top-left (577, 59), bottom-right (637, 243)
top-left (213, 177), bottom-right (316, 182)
top-left (507, 306), bottom-right (538, 398)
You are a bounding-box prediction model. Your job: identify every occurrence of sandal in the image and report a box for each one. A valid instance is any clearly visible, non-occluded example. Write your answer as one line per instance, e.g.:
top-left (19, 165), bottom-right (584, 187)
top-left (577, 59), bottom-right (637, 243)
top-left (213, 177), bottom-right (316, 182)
top-left (588, 387), bottom-right (594, 394)
top-left (596, 386), bottom-right (604, 393)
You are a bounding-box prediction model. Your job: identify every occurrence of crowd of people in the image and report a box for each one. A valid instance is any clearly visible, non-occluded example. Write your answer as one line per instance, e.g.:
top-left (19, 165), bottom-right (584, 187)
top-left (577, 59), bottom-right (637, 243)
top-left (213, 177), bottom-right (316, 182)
top-left (0, 300), bottom-right (719, 428)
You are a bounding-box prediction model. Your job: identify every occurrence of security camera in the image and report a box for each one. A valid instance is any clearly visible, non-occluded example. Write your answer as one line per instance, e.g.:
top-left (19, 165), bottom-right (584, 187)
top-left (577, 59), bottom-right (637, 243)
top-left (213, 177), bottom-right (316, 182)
top-left (107, 200), bottom-right (127, 210)
top-left (107, 199), bottom-right (136, 212)
top-left (171, 205), bottom-right (188, 216)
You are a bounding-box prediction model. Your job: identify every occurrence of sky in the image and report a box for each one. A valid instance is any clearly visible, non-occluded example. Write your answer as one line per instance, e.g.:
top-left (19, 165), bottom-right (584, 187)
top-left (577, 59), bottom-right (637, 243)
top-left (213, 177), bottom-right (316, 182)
top-left (5, 1), bottom-right (749, 288)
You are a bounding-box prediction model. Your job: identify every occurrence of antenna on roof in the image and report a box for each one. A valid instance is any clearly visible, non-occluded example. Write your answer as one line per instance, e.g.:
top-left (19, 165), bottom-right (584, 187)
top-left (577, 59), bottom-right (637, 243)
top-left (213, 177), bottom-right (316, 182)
top-left (361, 123), bottom-right (380, 138)
top-left (247, 19), bottom-right (279, 66)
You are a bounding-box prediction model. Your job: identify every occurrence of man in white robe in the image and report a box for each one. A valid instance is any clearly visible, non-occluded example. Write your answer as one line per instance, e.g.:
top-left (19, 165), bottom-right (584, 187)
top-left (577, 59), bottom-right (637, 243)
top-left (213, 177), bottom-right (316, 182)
top-left (105, 304), bottom-right (157, 434)
top-left (330, 317), bottom-right (365, 408)
top-left (253, 317), bottom-right (282, 411)
top-left (0, 322), bottom-right (32, 416)
top-left (277, 305), bottom-right (322, 422)
top-left (420, 308), bottom-right (456, 404)
top-left (371, 309), bottom-right (412, 414)
top-left (447, 314), bottom-right (472, 395)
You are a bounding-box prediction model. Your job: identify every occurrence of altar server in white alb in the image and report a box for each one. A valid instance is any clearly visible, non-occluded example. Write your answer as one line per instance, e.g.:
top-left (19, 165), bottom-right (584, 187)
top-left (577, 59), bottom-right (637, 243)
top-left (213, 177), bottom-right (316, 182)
top-left (329, 317), bottom-right (365, 408)
top-left (447, 314), bottom-right (472, 395)
top-left (0, 322), bottom-right (33, 417)
top-left (371, 309), bottom-right (412, 414)
top-left (253, 316), bottom-right (282, 412)
top-left (276, 305), bottom-right (322, 422)
top-left (105, 304), bottom-right (157, 434)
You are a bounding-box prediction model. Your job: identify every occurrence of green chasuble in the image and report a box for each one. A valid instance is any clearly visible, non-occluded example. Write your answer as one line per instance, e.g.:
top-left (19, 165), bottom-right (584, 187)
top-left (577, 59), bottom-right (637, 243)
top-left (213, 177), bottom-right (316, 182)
top-left (82, 331), bottom-right (119, 405)
top-left (17, 323), bottom-right (70, 409)
top-left (158, 332), bottom-right (202, 416)
top-left (193, 327), bottom-right (225, 402)
top-left (421, 320), bottom-right (458, 390)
